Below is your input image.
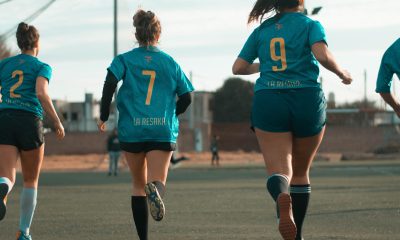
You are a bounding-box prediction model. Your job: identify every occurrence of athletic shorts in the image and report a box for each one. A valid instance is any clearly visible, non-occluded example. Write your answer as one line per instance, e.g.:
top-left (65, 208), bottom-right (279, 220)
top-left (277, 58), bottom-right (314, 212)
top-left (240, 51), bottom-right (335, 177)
top-left (120, 142), bottom-right (176, 153)
top-left (251, 87), bottom-right (326, 138)
top-left (0, 109), bottom-right (44, 150)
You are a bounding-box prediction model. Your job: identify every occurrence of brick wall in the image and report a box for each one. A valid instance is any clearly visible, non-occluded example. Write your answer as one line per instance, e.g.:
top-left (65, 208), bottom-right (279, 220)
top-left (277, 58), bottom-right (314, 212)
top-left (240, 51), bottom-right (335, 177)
top-left (44, 124), bottom-right (400, 155)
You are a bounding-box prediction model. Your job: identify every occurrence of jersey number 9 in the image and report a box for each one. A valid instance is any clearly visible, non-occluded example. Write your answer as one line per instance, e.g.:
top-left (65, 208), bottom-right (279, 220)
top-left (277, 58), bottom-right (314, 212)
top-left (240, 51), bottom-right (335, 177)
top-left (142, 70), bottom-right (156, 105)
top-left (270, 38), bottom-right (287, 72)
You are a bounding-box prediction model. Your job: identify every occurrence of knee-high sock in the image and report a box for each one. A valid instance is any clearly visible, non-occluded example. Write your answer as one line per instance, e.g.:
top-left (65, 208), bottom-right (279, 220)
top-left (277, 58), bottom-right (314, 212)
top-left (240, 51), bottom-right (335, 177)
top-left (19, 188), bottom-right (37, 235)
top-left (0, 177), bottom-right (13, 194)
top-left (131, 196), bottom-right (148, 240)
top-left (290, 185), bottom-right (311, 240)
top-left (266, 174), bottom-right (289, 201)
top-left (266, 174), bottom-right (289, 218)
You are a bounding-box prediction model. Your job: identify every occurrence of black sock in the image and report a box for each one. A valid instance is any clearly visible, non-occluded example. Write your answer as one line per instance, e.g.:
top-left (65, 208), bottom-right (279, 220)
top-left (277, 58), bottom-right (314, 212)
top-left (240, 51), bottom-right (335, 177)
top-left (290, 184), bottom-right (311, 240)
top-left (266, 174), bottom-right (289, 218)
top-left (266, 174), bottom-right (289, 201)
top-left (131, 196), bottom-right (148, 240)
top-left (152, 181), bottom-right (165, 198)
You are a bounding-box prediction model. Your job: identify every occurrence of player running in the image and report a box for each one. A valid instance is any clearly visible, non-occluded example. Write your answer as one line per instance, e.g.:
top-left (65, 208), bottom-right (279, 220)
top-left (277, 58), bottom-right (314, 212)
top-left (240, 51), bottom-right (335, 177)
top-left (0, 22), bottom-right (65, 240)
top-left (376, 38), bottom-right (400, 115)
top-left (232, 1), bottom-right (352, 239)
top-left (98, 10), bottom-right (194, 240)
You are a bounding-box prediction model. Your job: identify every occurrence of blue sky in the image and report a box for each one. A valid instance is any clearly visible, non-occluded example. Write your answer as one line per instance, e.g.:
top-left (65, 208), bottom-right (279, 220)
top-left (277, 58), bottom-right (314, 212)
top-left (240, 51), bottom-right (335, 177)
top-left (1, 0), bottom-right (399, 105)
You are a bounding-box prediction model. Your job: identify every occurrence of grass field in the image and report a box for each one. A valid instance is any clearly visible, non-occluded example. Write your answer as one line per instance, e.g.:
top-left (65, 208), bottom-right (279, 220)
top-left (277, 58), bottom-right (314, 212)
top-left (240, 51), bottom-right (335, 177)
top-left (0, 160), bottom-right (399, 240)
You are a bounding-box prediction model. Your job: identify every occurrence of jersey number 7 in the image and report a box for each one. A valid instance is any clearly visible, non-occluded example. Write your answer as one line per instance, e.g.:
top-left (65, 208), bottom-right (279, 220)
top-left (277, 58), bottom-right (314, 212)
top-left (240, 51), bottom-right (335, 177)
top-left (142, 70), bottom-right (156, 105)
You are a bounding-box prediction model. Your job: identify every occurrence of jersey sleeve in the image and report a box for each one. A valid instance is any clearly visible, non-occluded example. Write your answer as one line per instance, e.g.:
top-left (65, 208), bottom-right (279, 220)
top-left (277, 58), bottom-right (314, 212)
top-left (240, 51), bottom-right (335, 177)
top-left (238, 29), bottom-right (259, 64)
top-left (309, 21), bottom-right (327, 46)
top-left (176, 64), bottom-right (194, 96)
top-left (38, 63), bottom-right (52, 82)
top-left (376, 50), bottom-right (396, 93)
top-left (107, 55), bottom-right (126, 81)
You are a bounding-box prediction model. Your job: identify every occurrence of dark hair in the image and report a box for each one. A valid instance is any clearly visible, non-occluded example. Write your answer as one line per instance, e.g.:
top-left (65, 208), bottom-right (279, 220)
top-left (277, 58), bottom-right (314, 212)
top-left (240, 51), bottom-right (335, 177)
top-left (248, 0), bottom-right (302, 23)
top-left (133, 10), bottom-right (161, 46)
top-left (16, 22), bottom-right (40, 51)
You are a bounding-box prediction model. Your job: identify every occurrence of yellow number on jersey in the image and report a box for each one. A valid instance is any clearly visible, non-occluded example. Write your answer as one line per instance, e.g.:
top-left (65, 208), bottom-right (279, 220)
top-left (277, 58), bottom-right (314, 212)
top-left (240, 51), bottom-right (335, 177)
top-left (11, 70), bottom-right (24, 98)
top-left (142, 70), bottom-right (156, 105)
top-left (270, 38), bottom-right (287, 72)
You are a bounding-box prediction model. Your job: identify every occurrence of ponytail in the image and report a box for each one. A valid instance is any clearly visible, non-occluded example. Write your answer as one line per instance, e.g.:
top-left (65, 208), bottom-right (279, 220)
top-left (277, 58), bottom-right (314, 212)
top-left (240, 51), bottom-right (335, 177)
top-left (16, 22), bottom-right (40, 51)
top-left (248, 0), bottom-right (301, 23)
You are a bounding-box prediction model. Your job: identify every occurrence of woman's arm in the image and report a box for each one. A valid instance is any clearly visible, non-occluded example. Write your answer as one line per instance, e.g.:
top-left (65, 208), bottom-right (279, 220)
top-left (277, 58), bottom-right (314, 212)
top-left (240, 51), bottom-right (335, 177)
top-left (312, 42), bottom-right (352, 85)
top-left (98, 70), bottom-right (119, 132)
top-left (36, 76), bottom-right (65, 139)
top-left (176, 92), bottom-right (192, 116)
top-left (380, 93), bottom-right (400, 117)
top-left (232, 58), bottom-right (260, 75)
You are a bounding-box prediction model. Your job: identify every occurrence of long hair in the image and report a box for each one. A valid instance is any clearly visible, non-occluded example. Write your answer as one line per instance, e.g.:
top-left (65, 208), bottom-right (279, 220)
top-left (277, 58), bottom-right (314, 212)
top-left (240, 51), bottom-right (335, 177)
top-left (16, 22), bottom-right (39, 51)
top-left (248, 0), bottom-right (301, 24)
top-left (133, 10), bottom-right (162, 46)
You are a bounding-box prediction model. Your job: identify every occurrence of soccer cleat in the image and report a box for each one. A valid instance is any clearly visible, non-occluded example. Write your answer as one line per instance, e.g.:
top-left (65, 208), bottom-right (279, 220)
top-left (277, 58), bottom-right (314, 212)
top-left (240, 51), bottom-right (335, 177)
top-left (144, 182), bottom-right (165, 221)
top-left (16, 231), bottom-right (32, 240)
top-left (0, 183), bottom-right (9, 221)
top-left (277, 193), bottom-right (297, 240)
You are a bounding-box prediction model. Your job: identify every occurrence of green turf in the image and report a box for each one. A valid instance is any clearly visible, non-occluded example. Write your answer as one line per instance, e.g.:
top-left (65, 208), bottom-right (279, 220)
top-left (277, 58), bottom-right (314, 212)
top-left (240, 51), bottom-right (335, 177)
top-left (0, 161), bottom-right (399, 239)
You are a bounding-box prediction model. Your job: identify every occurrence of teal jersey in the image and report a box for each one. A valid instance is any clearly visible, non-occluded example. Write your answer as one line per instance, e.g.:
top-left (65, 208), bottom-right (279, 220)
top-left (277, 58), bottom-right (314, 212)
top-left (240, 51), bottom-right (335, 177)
top-left (0, 54), bottom-right (51, 118)
top-left (108, 46), bottom-right (194, 143)
top-left (238, 12), bottom-right (326, 91)
top-left (375, 38), bottom-right (400, 93)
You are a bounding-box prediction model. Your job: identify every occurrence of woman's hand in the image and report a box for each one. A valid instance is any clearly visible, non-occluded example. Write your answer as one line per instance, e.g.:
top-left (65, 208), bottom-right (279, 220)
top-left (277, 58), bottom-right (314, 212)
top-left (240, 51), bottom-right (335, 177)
top-left (339, 70), bottom-right (353, 85)
top-left (54, 121), bottom-right (65, 140)
top-left (98, 120), bottom-right (107, 132)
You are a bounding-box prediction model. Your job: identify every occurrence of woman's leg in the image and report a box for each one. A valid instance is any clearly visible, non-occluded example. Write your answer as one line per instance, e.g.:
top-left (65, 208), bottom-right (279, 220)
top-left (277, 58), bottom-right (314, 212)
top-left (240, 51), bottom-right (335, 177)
top-left (255, 129), bottom-right (296, 240)
top-left (145, 150), bottom-right (173, 221)
top-left (124, 151), bottom-right (148, 240)
top-left (0, 145), bottom-right (19, 221)
top-left (114, 152), bottom-right (120, 175)
top-left (19, 145), bottom-right (44, 236)
top-left (290, 128), bottom-right (325, 240)
top-left (124, 152), bottom-right (148, 240)
top-left (108, 152), bottom-right (113, 176)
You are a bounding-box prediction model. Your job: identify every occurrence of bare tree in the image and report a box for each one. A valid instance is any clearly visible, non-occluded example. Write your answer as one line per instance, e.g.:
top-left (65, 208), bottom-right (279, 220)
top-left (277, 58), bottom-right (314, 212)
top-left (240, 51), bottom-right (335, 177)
top-left (0, 39), bottom-right (13, 60)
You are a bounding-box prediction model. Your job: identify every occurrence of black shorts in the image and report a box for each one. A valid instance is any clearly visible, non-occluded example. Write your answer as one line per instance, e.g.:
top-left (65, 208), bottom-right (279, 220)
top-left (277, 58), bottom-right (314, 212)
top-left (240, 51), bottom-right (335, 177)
top-left (0, 109), bottom-right (44, 151)
top-left (120, 142), bottom-right (176, 153)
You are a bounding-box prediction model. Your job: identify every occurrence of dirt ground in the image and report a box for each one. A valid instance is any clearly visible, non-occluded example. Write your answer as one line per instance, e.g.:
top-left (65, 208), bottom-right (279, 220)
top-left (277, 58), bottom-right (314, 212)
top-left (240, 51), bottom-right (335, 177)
top-left (35, 151), bottom-right (265, 172)
top-left (17, 151), bottom-right (394, 172)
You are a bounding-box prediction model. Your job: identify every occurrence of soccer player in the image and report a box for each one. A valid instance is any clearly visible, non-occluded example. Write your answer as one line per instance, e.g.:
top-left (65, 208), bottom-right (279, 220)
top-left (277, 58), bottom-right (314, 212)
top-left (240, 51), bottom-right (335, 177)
top-left (0, 22), bottom-right (65, 240)
top-left (98, 10), bottom-right (194, 240)
top-left (232, 1), bottom-right (352, 239)
top-left (107, 128), bottom-right (121, 176)
top-left (210, 135), bottom-right (220, 166)
top-left (376, 38), bottom-right (400, 115)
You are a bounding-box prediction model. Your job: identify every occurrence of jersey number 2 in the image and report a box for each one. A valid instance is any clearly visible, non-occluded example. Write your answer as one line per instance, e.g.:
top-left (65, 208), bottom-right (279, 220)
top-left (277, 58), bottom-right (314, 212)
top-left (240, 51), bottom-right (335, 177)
top-left (11, 70), bottom-right (24, 98)
top-left (270, 38), bottom-right (287, 72)
top-left (142, 70), bottom-right (156, 105)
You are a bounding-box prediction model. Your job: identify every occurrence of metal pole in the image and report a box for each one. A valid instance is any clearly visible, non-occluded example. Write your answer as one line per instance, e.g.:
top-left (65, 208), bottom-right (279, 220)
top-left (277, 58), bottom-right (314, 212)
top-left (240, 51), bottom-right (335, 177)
top-left (189, 71), bottom-right (194, 129)
top-left (114, 0), bottom-right (118, 58)
top-left (364, 69), bottom-right (367, 107)
top-left (113, 0), bottom-right (119, 128)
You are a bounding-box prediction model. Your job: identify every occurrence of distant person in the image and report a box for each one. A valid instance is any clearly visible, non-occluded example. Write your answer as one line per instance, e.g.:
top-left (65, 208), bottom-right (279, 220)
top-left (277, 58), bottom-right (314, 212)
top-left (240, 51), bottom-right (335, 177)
top-left (376, 38), bottom-right (400, 115)
top-left (107, 128), bottom-right (121, 176)
top-left (233, 1), bottom-right (352, 239)
top-left (98, 10), bottom-right (194, 240)
top-left (210, 135), bottom-right (220, 166)
top-left (0, 23), bottom-right (65, 240)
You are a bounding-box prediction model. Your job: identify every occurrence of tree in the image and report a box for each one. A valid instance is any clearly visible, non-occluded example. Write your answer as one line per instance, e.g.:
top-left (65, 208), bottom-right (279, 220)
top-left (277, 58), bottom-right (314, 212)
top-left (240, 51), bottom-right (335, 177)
top-left (211, 77), bottom-right (254, 123)
top-left (0, 40), bottom-right (12, 60)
